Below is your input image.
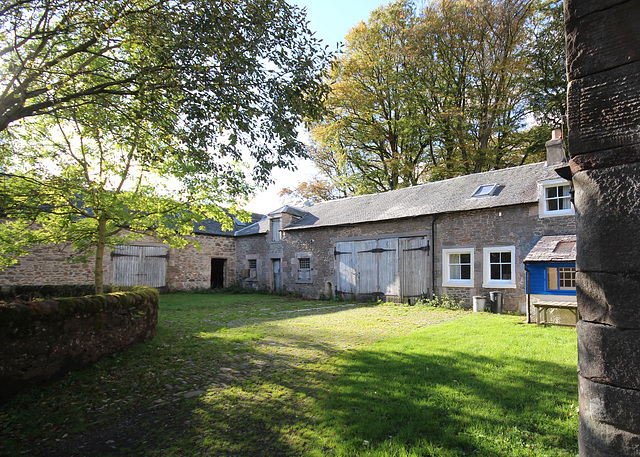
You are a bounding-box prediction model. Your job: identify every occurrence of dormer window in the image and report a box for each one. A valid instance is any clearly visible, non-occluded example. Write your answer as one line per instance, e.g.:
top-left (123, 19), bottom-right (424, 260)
top-left (472, 183), bottom-right (499, 198)
top-left (539, 179), bottom-right (574, 218)
top-left (270, 217), bottom-right (281, 242)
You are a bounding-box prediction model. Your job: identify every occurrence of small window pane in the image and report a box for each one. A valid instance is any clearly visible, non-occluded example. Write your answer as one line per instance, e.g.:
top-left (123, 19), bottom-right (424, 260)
top-left (491, 264), bottom-right (501, 280)
top-left (500, 252), bottom-right (511, 263)
top-left (490, 252), bottom-right (500, 263)
top-left (248, 259), bottom-right (257, 269)
top-left (548, 267), bottom-right (558, 289)
top-left (461, 265), bottom-right (471, 280)
top-left (299, 258), bottom-right (310, 269)
top-left (451, 265), bottom-right (462, 280)
top-left (450, 253), bottom-right (460, 264)
top-left (501, 265), bottom-right (511, 280)
top-left (460, 253), bottom-right (471, 264)
top-left (546, 187), bottom-right (558, 199)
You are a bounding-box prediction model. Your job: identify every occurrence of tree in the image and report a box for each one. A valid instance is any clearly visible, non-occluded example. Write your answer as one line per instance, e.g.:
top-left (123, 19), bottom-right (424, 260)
top-left (0, 0), bottom-right (331, 292)
top-left (278, 176), bottom-right (342, 206)
top-left (309, 1), bottom-right (434, 194)
top-left (0, 0), bottom-right (330, 181)
top-left (307, 0), bottom-right (559, 197)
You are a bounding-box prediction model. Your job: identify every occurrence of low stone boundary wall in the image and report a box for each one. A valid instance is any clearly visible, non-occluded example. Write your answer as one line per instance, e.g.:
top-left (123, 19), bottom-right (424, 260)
top-left (0, 288), bottom-right (159, 403)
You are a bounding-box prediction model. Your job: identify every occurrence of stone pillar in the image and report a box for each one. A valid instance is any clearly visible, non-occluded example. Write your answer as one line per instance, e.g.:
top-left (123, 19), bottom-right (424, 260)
top-left (565, 1), bottom-right (640, 455)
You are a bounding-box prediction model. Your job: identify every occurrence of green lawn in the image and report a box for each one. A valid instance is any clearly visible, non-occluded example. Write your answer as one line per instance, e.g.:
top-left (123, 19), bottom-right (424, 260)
top-left (0, 294), bottom-right (578, 456)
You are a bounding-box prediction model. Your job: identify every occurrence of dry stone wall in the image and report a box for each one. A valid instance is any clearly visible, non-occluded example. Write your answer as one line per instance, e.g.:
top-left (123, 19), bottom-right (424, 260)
top-left (0, 288), bottom-right (159, 403)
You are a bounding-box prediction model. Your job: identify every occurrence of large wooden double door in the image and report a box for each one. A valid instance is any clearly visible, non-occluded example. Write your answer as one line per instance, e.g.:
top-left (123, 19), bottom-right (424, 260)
top-left (335, 236), bottom-right (430, 303)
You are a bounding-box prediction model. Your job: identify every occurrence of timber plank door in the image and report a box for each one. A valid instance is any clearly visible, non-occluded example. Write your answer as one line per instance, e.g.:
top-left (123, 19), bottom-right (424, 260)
top-left (399, 236), bottom-right (430, 304)
top-left (112, 245), bottom-right (167, 288)
top-left (335, 241), bottom-right (356, 299)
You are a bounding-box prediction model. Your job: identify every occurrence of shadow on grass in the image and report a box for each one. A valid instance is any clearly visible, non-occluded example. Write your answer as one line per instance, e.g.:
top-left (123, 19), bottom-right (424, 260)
top-left (311, 348), bottom-right (578, 456)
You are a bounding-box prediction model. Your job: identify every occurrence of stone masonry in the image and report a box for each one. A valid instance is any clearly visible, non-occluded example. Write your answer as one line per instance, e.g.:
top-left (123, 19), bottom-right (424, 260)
top-left (565, 0), bottom-right (640, 455)
top-left (236, 202), bottom-right (575, 312)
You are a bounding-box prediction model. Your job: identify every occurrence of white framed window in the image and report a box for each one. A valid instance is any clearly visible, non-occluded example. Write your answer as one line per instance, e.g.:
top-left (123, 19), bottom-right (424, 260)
top-left (483, 246), bottom-right (516, 288)
top-left (297, 257), bottom-right (311, 282)
top-left (270, 218), bottom-right (281, 242)
top-left (443, 248), bottom-right (474, 287)
top-left (539, 179), bottom-right (574, 218)
top-left (547, 266), bottom-right (576, 291)
top-left (472, 183), bottom-right (499, 198)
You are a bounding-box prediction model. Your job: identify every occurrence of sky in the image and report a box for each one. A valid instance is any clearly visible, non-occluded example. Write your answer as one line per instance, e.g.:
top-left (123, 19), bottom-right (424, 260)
top-left (243, 0), bottom-right (389, 213)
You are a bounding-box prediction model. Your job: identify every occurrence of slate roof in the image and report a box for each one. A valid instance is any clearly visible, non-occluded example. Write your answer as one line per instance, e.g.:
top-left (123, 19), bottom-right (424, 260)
top-left (234, 206), bottom-right (307, 236)
top-left (193, 212), bottom-right (263, 236)
top-left (266, 161), bottom-right (562, 232)
top-left (524, 235), bottom-right (577, 263)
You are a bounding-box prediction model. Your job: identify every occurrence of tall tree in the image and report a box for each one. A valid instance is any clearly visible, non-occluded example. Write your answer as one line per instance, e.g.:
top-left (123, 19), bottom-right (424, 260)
top-left (0, 0), bottom-right (330, 182)
top-left (307, 0), bottom-right (559, 197)
top-left (0, 0), bottom-right (331, 292)
top-left (309, 1), bottom-right (434, 193)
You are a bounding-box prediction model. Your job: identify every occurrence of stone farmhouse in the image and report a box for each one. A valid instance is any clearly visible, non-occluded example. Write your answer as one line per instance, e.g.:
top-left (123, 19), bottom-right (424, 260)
top-left (235, 139), bottom-right (576, 315)
top-left (0, 134), bottom-right (576, 317)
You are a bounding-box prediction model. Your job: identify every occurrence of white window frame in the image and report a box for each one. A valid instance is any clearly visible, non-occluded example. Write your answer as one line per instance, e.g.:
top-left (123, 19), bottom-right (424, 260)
top-left (483, 246), bottom-right (516, 288)
top-left (442, 248), bottom-right (474, 288)
top-left (538, 178), bottom-right (574, 218)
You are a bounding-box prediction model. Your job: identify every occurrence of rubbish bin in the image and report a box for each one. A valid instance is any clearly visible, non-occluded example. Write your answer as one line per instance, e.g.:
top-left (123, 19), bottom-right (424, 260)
top-left (489, 291), bottom-right (503, 314)
top-left (472, 296), bottom-right (488, 313)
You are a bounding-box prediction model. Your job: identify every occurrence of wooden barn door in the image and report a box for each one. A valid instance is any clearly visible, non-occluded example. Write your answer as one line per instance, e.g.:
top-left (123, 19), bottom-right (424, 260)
top-left (335, 241), bottom-right (356, 298)
top-left (399, 236), bottom-right (430, 303)
top-left (335, 236), bottom-right (428, 303)
top-left (112, 245), bottom-right (167, 287)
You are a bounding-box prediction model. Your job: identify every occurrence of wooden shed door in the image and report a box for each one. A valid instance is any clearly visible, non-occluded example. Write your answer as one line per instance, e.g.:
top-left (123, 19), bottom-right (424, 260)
top-left (112, 245), bottom-right (167, 287)
top-left (336, 237), bottom-right (427, 302)
top-left (399, 236), bottom-right (430, 303)
top-left (335, 241), bottom-right (356, 297)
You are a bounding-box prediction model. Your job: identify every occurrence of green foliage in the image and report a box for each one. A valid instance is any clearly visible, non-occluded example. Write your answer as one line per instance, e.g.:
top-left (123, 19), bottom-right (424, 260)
top-left (0, 0), bottom-right (331, 292)
top-left (416, 294), bottom-right (464, 310)
top-left (307, 0), bottom-right (566, 198)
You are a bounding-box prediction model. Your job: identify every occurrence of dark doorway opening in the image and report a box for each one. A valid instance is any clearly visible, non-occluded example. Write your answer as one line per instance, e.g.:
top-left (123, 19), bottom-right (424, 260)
top-left (211, 258), bottom-right (226, 289)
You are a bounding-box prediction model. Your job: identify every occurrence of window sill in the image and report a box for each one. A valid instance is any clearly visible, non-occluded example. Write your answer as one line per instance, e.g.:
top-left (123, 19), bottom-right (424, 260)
top-left (482, 282), bottom-right (517, 289)
top-left (442, 281), bottom-right (474, 288)
top-left (539, 210), bottom-right (575, 218)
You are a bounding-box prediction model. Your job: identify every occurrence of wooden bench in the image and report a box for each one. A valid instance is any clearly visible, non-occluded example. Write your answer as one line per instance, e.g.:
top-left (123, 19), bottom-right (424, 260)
top-left (533, 301), bottom-right (579, 327)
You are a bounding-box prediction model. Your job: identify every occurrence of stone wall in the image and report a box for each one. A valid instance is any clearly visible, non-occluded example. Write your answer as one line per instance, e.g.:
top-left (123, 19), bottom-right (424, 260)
top-left (435, 205), bottom-right (575, 312)
top-left (0, 288), bottom-right (159, 403)
top-left (236, 203), bottom-right (575, 313)
top-left (0, 233), bottom-right (236, 291)
top-left (166, 234), bottom-right (236, 290)
top-left (0, 242), bottom-right (109, 287)
top-left (565, 0), bottom-right (640, 454)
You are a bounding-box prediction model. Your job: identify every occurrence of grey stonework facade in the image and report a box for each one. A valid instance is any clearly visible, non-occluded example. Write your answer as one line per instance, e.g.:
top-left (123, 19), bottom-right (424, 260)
top-left (236, 202), bottom-right (575, 313)
top-left (235, 160), bottom-right (577, 314)
top-left (0, 233), bottom-right (236, 291)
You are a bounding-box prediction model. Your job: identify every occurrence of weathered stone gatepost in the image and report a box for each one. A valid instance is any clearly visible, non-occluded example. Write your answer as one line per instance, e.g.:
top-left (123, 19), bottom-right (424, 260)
top-left (565, 1), bottom-right (640, 455)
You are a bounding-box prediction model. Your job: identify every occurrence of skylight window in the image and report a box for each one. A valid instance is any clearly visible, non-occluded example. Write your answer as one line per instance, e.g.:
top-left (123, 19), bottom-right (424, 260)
top-left (472, 184), bottom-right (499, 198)
top-left (554, 241), bottom-right (575, 253)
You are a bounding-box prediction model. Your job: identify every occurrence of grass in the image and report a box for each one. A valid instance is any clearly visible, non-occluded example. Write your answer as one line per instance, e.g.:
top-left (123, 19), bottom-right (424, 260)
top-left (0, 294), bottom-right (578, 456)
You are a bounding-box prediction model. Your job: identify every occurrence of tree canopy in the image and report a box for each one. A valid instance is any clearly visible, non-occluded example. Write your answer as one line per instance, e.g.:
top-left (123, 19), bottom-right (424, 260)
top-left (0, 0), bottom-right (331, 292)
top-left (305, 0), bottom-right (566, 196)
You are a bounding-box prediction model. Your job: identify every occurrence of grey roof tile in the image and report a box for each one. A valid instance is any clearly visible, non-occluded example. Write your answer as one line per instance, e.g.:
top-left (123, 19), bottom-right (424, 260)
top-left (524, 235), bottom-right (577, 262)
top-left (282, 162), bottom-right (562, 231)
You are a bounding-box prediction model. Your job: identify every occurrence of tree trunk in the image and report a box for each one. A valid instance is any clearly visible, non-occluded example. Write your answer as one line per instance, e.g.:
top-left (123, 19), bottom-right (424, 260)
top-left (94, 216), bottom-right (107, 295)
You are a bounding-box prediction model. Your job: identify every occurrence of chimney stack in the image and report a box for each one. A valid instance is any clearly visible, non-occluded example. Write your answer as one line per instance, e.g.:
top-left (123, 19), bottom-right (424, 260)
top-left (546, 128), bottom-right (566, 166)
